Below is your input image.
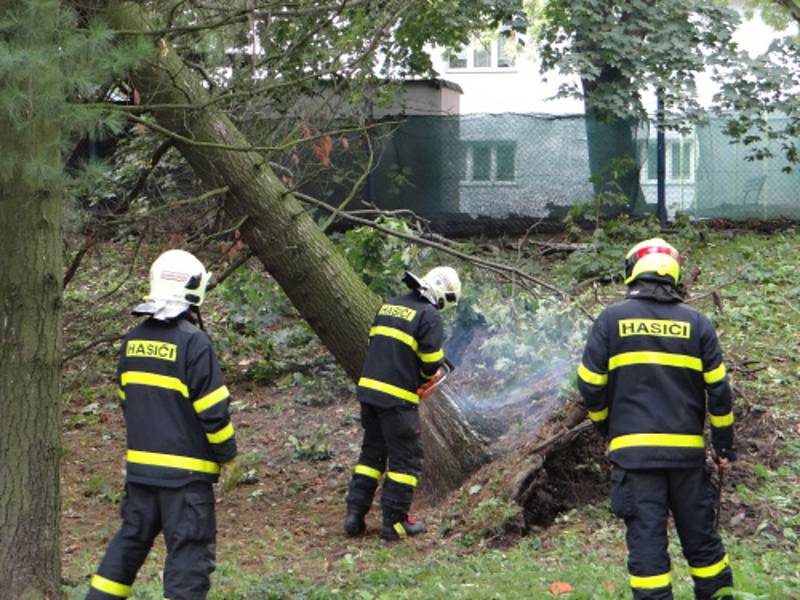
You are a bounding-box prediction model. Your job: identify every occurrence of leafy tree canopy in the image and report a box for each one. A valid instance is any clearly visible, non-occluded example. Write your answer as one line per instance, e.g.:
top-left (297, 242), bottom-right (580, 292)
top-left (532, 0), bottom-right (740, 127)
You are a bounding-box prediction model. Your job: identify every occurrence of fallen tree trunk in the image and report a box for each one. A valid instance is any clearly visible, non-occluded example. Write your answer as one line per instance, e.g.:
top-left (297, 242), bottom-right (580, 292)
top-left (419, 386), bottom-right (491, 502)
top-left (103, 1), bottom-right (491, 492)
top-left (106, 2), bottom-right (379, 381)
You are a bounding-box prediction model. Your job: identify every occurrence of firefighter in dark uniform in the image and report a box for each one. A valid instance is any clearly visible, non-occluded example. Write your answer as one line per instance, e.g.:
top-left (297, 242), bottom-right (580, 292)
top-left (577, 238), bottom-right (735, 600)
top-left (344, 266), bottom-right (461, 541)
top-left (87, 249), bottom-right (237, 600)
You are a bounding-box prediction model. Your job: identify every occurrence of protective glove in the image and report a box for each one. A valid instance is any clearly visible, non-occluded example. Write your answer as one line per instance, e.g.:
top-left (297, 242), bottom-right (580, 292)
top-left (218, 456), bottom-right (244, 495)
top-left (417, 368), bottom-right (444, 400)
top-left (713, 448), bottom-right (736, 473)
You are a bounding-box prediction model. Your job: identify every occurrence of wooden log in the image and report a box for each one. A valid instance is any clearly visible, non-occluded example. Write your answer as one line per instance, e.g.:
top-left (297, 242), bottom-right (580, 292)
top-left (419, 385), bottom-right (491, 503)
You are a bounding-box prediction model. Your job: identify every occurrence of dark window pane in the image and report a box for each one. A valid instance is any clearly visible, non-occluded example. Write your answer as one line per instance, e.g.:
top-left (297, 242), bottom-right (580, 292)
top-left (474, 47), bottom-right (491, 68)
top-left (647, 140), bottom-right (658, 180)
top-left (671, 141), bottom-right (680, 179)
top-left (671, 140), bottom-right (690, 179)
top-left (472, 145), bottom-right (491, 180)
top-left (497, 38), bottom-right (515, 68)
top-left (449, 48), bottom-right (467, 69)
top-left (496, 143), bottom-right (515, 181)
top-left (449, 55), bottom-right (467, 69)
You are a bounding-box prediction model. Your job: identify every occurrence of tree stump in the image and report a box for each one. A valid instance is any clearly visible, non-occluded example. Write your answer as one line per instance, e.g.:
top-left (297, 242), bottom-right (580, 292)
top-left (419, 385), bottom-right (491, 502)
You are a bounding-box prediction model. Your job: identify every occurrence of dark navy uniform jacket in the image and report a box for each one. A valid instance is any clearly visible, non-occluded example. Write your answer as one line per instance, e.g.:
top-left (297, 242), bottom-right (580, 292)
top-left (577, 283), bottom-right (734, 469)
top-left (117, 315), bottom-right (237, 487)
top-left (357, 292), bottom-right (445, 408)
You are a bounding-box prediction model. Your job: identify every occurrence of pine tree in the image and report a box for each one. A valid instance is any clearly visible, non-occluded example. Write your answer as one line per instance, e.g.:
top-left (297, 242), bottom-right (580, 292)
top-left (0, 2), bottom-right (145, 595)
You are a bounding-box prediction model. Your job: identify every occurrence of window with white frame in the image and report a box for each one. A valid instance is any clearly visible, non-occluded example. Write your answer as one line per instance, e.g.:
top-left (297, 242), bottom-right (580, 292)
top-left (463, 141), bottom-right (516, 183)
top-left (447, 37), bottom-right (516, 70)
top-left (643, 138), bottom-right (695, 182)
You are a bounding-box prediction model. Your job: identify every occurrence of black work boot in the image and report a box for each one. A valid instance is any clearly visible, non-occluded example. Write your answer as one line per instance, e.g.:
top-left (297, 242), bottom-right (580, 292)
top-left (344, 506), bottom-right (367, 537)
top-left (380, 512), bottom-right (426, 541)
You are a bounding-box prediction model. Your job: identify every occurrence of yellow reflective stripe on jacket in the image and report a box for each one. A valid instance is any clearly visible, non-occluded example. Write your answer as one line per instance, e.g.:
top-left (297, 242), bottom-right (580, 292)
top-left (193, 385), bottom-right (230, 413)
top-left (358, 377), bottom-right (420, 404)
top-left (630, 572), bottom-right (671, 590)
top-left (610, 433), bottom-right (704, 452)
top-left (709, 412), bottom-right (734, 428)
top-left (609, 351), bottom-right (702, 372)
top-left (127, 449), bottom-right (220, 474)
top-left (117, 388), bottom-right (126, 400)
top-left (206, 422), bottom-right (235, 444)
top-left (418, 348), bottom-right (444, 363)
top-left (578, 363), bottom-right (608, 386)
top-left (588, 407), bottom-right (608, 422)
top-left (703, 363), bottom-right (727, 384)
top-left (120, 371), bottom-right (189, 398)
top-left (91, 574), bottom-right (132, 598)
top-left (354, 464), bottom-right (382, 480)
top-left (689, 554), bottom-right (730, 579)
top-left (387, 471), bottom-right (418, 487)
top-left (369, 326), bottom-right (418, 352)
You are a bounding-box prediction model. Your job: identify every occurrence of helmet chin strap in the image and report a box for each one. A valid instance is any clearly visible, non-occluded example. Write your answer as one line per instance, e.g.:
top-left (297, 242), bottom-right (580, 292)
top-left (194, 307), bottom-right (206, 331)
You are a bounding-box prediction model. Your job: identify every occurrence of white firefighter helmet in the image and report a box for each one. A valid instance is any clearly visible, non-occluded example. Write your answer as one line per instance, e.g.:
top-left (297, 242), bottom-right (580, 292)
top-left (133, 249), bottom-right (212, 320)
top-left (422, 266), bottom-right (461, 310)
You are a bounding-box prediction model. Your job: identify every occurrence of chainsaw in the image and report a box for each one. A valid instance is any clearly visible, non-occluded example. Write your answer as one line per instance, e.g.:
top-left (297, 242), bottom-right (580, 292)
top-left (418, 358), bottom-right (455, 400)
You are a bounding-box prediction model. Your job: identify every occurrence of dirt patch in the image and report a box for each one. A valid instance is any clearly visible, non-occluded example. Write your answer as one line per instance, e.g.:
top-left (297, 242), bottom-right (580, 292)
top-left (61, 373), bottom-right (795, 591)
top-left (517, 429), bottom-right (609, 529)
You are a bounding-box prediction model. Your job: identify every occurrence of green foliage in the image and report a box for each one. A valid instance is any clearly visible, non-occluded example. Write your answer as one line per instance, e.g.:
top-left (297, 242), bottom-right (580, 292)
top-left (389, 0), bottom-right (525, 76)
top-left (557, 214), bottom-right (707, 285)
top-left (0, 1), bottom-right (150, 185)
top-left (566, 157), bottom-right (639, 227)
top-left (287, 430), bottom-right (333, 463)
top-left (62, 232), bottom-right (800, 600)
top-left (742, 0), bottom-right (797, 31)
top-left (83, 475), bottom-right (123, 505)
top-left (337, 218), bottom-right (424, 297)
top-left (210, 265), bottom-right (359, 400)
top-left (536, 0), bottom-right (740, 126)
top-left (455, 287), bottom-right (587, 375)
top-left (713, 36), bottom-right (800, 168)
top-left (295, 368), bottom-right (354, 407)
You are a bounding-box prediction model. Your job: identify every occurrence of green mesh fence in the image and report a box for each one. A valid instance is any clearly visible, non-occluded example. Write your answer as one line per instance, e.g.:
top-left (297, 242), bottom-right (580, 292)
top-left (693, 117), bottom-right (800, 220)
top-left (363, 113), bottom-right (800, 226)
top-left (369, 113), bottom-right (647, 225)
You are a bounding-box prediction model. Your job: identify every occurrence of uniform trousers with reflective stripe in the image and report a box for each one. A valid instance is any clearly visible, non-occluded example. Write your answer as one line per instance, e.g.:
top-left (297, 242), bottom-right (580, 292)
top-left (86, 481), bottom-right (216, 600)
top-left (346, 402), bottom-right (422, 517)
top-left (610, 466), bottom-right (733, 600)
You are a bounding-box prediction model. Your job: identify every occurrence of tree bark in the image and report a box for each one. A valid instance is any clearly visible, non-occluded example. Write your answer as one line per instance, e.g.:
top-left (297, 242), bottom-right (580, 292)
top-left (582, 70), bottom-right (645, 214)
top-left (419, 386), bottom-right (490, 502)
top-left (0, 1), bottom-right (64, 597)
top-left (103, 2), bottom-right (497, 501)
top-left (105, 1), bottom-right (381, 380)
